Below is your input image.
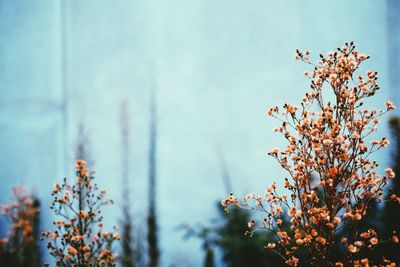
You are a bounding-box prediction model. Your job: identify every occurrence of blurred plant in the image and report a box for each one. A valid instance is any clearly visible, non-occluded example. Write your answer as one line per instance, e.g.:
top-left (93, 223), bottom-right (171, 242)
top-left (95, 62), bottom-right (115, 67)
top-left (384, 117), bottom-right (400, 235)
top-left (371, 117), bottom-right (400, 262)
top-left (75, 123), bottom-right (94, 168)
top-left (181, 204), bottom-right (285, 267)
top-left (147, 84), bottom-right (160, 267)
top-left (203, 248), bottom-right (215, 267)
top-left (119, 101), bottom-right (145, 267)
top-left (217, 206), bottom-right (285, 267)
top-left (180, 223), bottom-right (216, 267)
top-left (121, 224), bottom-right (145, 267)
top-left (222, 42), bottom-right (399, 266)
top-left (0, 185), bottom-right (41, 267)
top-left (42, 160), bottom-right (120, 266)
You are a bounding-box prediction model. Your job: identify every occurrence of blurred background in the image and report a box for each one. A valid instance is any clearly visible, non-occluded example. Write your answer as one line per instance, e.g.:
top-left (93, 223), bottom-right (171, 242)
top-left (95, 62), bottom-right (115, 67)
top-left (0, 0), bottom-right (400, 266)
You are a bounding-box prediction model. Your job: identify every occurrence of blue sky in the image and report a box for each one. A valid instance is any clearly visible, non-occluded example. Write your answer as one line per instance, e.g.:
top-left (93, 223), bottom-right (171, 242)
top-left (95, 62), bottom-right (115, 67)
top-left (0, 1), bottom-right (399, 265)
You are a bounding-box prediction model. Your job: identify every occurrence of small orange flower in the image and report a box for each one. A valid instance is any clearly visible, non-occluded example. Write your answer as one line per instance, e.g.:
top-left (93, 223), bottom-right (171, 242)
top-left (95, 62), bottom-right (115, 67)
top-left (369, 237), bottom-right (378, 246)
top-left (67, 246), bottom-right (78, 255)
top-left (348, 245), bottom-right (358, 254)
top-left (266, 242), bottom-right (276, 249)
top-left (75, 159), bottom-right (87, 169)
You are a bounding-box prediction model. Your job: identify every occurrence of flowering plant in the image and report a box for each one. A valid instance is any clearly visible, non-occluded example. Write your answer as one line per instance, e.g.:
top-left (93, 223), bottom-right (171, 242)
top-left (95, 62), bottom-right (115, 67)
top-left (0, 185), bottom-right (40, 266)
top-left (222, 42), bottom-right (399, 266)
top-left (43, 160), bottom-right (120, 266)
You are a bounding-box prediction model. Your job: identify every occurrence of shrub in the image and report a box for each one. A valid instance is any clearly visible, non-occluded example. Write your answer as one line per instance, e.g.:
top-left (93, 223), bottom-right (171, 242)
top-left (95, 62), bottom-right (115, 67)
top-left (42, 160), bottom-right (120, 266)
top-left (0, 185), bottom-right (41, 267)
top-left (222, 42), bottom-right (399, 266)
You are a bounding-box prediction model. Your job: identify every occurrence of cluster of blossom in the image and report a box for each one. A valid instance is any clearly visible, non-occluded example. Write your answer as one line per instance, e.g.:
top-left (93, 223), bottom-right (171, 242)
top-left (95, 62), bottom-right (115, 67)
top-left (0, 185), bottom-right (39, 255)
top-left (42, 160), bottom-right (120, 266)
top-left (222, 42), bottom-right (398, 266)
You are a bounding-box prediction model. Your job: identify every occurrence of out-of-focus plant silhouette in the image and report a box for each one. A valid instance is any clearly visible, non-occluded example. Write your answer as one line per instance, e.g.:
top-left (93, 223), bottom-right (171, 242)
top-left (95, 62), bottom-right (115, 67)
top-left (387, 117), bottom-right (400, 220)
top-left (180, 204), bottom-right (286, 267)
top-left (203, 247), bottom-right (215, 267)
top-left (120, 102), bottom-right (146, 267)
top-left (147, 86), bottom-right (160, 267)
top-left (0, 185), bottom-right (41, 267)
top-left (379, 117), bottom-right (400, 261)
top-left (75, 123), bottom-right (94, 169)
top-left (217, 205), bottom-right (286, 267)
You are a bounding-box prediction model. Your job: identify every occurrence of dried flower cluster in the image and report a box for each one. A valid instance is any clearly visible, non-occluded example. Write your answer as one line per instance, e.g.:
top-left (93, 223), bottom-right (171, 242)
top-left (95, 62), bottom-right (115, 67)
top-left (42, 160), bottom-right (120, 266)
top-left (222, 42), bottom-right (399, 266)
top-left (0, 185), bottom-right (39, 257)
